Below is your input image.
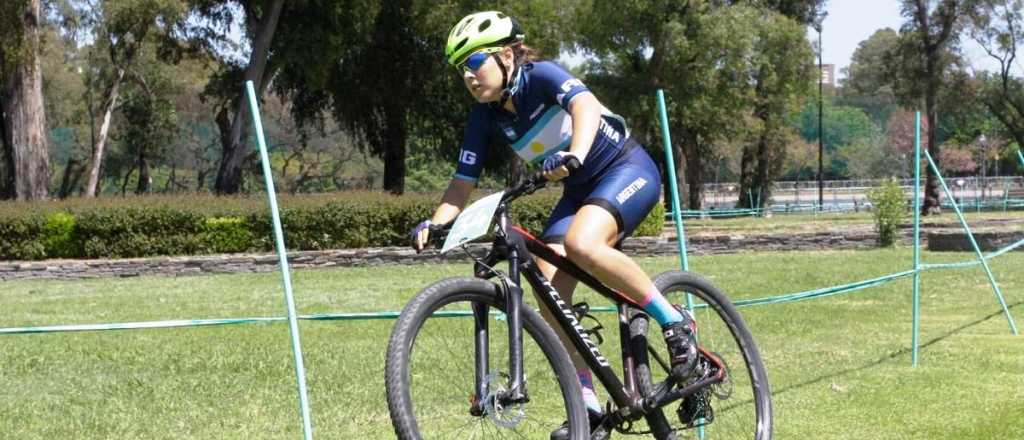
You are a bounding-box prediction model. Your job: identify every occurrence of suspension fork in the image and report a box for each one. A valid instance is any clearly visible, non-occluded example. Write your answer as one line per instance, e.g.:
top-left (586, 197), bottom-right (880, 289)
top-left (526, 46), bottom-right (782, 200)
top-left (502, 210), bottom-right (528, 403)
top-left (471, 210), bottom-right (528, 411)
top-left (471, 300), bottom-right (489, 416)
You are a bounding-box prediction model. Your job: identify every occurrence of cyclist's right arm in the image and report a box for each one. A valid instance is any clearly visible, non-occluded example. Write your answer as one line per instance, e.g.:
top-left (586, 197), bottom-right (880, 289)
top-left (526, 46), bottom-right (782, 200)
top-left (412, 105), bottom-right (491, 251)
top-left (432, 177), bottom-right (474, 225)
top-left (411, 177), bottom-right (474, 251)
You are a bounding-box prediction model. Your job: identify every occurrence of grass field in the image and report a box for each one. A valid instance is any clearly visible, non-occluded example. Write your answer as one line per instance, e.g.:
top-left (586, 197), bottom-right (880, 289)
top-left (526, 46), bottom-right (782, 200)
top-left (681, 210), bottom-right (1024, 236)
top-left (1, 248), bottom-right (1022, 439)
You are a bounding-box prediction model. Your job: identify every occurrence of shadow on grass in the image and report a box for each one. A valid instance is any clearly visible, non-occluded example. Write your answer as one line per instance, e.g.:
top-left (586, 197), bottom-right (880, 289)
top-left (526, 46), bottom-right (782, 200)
top-left (770, 299), bottom-right (1024, 399)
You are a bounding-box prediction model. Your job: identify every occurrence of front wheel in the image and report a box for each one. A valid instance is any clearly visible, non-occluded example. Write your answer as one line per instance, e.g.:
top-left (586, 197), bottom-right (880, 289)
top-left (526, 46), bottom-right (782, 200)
top-left (385, 277), bottom-right (588, 439)
top-left (631, 271), bottom-right (773, 440)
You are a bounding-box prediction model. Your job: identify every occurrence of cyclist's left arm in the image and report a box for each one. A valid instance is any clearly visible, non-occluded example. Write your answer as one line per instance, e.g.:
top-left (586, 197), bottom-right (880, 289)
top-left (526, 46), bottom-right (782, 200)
top-left (566, 92), bottom-right (602, 165)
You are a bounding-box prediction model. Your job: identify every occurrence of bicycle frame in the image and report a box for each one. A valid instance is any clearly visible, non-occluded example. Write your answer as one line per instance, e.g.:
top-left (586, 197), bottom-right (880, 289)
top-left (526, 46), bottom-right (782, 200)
top-left (471, 201), bottom-right (649, 419)
top-left (462, 176), bottom-right (727, 427)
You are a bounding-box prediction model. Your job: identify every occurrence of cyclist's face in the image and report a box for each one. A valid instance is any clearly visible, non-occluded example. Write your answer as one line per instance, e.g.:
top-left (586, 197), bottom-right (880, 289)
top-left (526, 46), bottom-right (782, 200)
top-left (460, 46), bottom-right (513, 103)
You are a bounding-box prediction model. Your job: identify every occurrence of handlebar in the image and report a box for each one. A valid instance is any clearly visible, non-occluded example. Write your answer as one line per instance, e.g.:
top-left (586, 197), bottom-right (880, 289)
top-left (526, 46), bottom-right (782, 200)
top-left (424, 156), bottom-right (582, 247)
top-left (501, 155), bottom-right (581, 204)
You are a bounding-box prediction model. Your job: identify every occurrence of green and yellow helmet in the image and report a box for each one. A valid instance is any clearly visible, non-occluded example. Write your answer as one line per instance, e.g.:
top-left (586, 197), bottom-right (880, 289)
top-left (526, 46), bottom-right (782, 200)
top-left (444, 11), bottom-right (525, 66)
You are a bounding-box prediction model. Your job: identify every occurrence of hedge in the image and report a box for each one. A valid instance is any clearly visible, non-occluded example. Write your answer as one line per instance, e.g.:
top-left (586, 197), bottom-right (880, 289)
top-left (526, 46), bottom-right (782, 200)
top-left (0, 190), bottom-right (663, 261)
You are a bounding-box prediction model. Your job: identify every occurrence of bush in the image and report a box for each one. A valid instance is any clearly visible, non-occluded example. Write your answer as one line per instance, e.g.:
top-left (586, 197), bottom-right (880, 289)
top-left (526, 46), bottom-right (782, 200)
top-left (0, 215), bottom-right (45, 260)
top-left (41, 212), bottom-right (76, 258)
top-left (202, 217), bottom-right (257, 253)
top-left (866, 178), bottom-right (908, 247)
top-left (0, 189), bottom-right (665, 261)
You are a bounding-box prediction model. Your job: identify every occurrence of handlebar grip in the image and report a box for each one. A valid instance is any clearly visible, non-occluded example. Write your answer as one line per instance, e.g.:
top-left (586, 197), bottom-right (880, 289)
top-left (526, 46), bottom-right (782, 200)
top-left (564, 155), bottom-right (582, 172)
top-left (529, 154), bottom-right (583, 184)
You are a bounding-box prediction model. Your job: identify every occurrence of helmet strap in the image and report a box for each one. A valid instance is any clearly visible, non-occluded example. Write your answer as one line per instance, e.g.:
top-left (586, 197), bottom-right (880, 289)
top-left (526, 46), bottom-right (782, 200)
top-left (493, 52), bottom-right (521, 109)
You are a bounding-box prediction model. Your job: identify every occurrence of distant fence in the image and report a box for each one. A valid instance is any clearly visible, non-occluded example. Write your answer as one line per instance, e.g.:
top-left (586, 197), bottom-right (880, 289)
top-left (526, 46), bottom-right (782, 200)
top-left (676, 176), bottom-right (1024, 216)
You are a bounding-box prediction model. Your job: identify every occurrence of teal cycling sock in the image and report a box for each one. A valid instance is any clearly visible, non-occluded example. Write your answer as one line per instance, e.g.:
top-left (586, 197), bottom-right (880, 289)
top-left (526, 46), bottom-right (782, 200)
top-left (639, 284), bottom-right (683, 326)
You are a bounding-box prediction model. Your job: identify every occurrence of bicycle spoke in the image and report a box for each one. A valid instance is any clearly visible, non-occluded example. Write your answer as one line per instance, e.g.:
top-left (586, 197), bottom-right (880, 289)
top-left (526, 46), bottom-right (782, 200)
top-left (402, 298), bottom-right (576, 438)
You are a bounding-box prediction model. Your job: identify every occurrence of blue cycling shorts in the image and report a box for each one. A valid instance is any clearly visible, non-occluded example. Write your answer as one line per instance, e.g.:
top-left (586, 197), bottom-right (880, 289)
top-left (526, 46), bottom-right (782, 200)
top-left (540, 141), bottom-right (662, 245)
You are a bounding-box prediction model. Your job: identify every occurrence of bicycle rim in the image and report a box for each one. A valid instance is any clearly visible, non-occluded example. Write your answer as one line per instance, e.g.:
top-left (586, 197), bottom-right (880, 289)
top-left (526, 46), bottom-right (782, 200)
top-left (390, 283), bottom-right (584, 439)
top-left (651, 271), bottom-right (773, 440)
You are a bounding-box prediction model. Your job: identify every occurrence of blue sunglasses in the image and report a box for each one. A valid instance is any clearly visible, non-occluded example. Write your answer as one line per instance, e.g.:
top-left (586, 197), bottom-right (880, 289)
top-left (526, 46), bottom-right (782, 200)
top-left (457, 47), bottom-right (504, 73)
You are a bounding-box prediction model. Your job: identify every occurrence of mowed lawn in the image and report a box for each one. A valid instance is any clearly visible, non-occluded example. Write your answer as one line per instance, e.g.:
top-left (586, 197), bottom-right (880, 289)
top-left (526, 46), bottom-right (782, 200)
top-left (1, 248), bottom-right (1022, 439)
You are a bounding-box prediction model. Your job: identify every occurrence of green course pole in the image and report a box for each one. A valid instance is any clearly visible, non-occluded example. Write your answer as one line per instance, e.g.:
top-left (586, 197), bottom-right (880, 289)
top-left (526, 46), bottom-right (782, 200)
top-left (911, 111), bottom-right (922, 367)
top-left (1018, 149), bottom-right (1024, 168)
top-left (657, 89), bottom-right (702, 438)
top-left (246, 80), bottom-right (315, 440)
top-left (656, 89), bottom-right (689, 272)
top-left (924, 149), bottom-right (1019, 336)
top-left (1004, 180), bottom-right (1009, 212)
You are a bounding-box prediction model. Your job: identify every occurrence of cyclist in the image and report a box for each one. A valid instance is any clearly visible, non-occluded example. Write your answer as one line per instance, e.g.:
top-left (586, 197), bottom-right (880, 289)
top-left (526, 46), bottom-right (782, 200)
top-left (410, 11), bottom-right (697, 439)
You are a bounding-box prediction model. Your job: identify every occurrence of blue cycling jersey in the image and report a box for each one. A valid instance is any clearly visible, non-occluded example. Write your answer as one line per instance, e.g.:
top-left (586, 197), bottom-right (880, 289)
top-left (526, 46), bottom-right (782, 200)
top-left (453, 61), bottom-right (631, 186)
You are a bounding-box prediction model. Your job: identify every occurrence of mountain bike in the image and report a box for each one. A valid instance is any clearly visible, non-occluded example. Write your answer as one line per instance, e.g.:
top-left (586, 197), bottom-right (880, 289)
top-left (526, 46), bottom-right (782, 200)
top-left (385, 167), bottom-right (772, 440)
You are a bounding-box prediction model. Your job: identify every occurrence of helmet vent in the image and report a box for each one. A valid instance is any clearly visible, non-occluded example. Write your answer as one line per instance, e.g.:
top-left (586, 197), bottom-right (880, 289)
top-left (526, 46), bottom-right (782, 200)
top-left (478, 19), bottom-right (492, 32)
top-left (497, 12), bottom-right (506, 19)
top-left (452, 38), bottom-right (468, 54)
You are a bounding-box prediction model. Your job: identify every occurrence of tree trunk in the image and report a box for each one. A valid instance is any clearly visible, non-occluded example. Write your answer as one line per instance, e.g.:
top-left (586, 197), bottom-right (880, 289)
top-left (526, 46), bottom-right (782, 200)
top-left (83, 68), bottom-right (125, 197)
top-left (0, 0), bottom-right (50, 201)
top-left (214, 0), bottom-right (284, 194)
top-left (58, 158), bottom-right (80, 198)
top-left (0, 93), bottom-right (13, 198)
top-left (682, 132), bottom-right (703, 210)
top-left (755, 129), bottom-right (774, 212)
top-left (669, 138), bottom-right (688, 210)
top-left (922, 83), bottom-right (942, 214)
top-left (135, 152), bottom-right (150, 194)
top-left (737, 145), bottom-right (756, 209)
top-left (382, 108), bottom-right (407, 194)
top-left (165, 163), bottom-right (176, 193)
top-left (506, 154), bottom-right (525, 186)
top-left (120, 167), bottom-right (131, 196)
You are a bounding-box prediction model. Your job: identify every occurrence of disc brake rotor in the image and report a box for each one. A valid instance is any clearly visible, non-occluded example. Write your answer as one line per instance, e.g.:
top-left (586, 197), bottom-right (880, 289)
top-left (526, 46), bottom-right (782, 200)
top-left (483, 372), bottom-right (526, 429)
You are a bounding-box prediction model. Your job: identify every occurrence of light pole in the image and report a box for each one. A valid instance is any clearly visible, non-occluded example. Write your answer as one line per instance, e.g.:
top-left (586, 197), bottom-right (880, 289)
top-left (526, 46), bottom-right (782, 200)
top-left (978, 134), bottom-right (988, 201)
top-left (813, 12), bottom-right (827, 211)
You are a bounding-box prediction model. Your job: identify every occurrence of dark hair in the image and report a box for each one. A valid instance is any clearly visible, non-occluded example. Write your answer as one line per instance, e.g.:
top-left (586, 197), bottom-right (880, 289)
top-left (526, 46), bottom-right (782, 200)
top-left (511, 43), bottom-right (539, 65)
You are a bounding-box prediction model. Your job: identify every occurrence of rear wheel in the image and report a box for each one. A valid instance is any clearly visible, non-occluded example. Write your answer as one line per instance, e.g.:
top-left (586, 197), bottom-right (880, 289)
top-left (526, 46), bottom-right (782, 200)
top-left (631, 271), bottom-right (773, 440)
top-left (385, 277), bottom-right (588, 439)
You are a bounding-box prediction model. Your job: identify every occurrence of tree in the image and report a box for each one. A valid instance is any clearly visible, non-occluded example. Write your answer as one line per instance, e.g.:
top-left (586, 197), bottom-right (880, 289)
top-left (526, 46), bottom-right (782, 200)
top-left (192, 0), bottom-right (284, 194)
top-left (783, 136), bottom-right (816, 181)
top-left (839, 28), bottom-right (900, 126)
top-left (0, 0), bottom-right (52, 200)
top-left (886, 108), bottom-right (930, 176)
top-left (938, 139), bottom-right (977, 174)
top-left (38, 21), bottom-right (91, 198)
top-left (272, 0), bottom-right (575, 195)
top-left (966, 0), bottom-right (1024, 158)
top-left (64, 0), bottom-right (189, 197)
top-left (577, 1), bottom-right (819, 210)
top-left (889, 0), bottom-right (965, 214)
top-left (836, 137), bottom-right (892, 179)
top-left (736, 8), bottom-right (814, 210)
top-left (117, 51), bottom-right (177, 195)
top-left (797, 100), bottom-right (882, 178)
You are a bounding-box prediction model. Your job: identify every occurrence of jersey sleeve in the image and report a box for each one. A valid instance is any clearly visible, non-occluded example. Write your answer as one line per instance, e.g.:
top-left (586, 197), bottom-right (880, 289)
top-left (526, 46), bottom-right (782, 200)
top-left (453, 104), bottom-right (492, 183)
top-left (529, 61), bottom-right (591, 110)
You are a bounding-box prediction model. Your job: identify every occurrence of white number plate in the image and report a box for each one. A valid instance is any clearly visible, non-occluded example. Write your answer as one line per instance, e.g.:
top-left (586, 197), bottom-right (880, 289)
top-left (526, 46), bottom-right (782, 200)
top-left (441, 191), bottom-right (505, 254)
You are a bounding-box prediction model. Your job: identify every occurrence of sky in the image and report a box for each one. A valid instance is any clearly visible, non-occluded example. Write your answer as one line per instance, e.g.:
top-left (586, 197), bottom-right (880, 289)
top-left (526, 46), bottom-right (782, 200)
top-left (813, 0), bottom-right (1018, 80)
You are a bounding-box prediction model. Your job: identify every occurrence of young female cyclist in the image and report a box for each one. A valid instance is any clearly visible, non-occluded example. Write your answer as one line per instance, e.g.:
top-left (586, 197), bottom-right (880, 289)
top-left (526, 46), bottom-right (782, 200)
top-left (410, 11), bottom-right (697, 439)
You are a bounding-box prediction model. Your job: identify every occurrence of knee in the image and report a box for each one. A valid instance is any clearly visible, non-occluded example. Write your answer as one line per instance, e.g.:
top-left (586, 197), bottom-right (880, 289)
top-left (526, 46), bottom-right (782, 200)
top-left (563, 232), bottom-right (602, 268)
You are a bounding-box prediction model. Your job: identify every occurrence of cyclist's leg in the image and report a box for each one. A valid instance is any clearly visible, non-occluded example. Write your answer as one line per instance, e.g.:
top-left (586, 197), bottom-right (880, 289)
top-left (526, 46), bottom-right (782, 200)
top-left (562, 148), bottom-right (697, 377)
top-left (561, 147), bottom-right (665, 308)
top-left (536, 196), bottom-right (602, 414)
